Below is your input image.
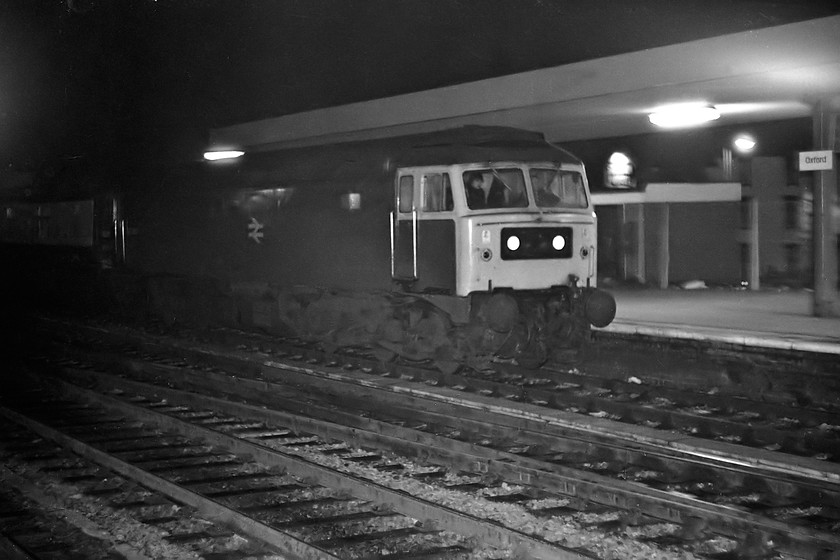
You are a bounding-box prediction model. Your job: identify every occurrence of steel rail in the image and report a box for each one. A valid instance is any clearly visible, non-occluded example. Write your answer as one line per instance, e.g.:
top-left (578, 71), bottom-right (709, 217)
top-left (58, 360), bottom-right (840, 558)
top-left (32, 316), bottom-right (840, 557)
top-left (38, 317), bottom-right (840, 487)
top-left (61, 316), bottom-right (834, 488)
top-left (0, 403), bottom-right (342, 560)
top-left (18, 370), bottom-right (591, 560)
top-left (254, 357), bottom-right (840, 485)
top-left (0, 534), bottom-right (34, 560)
top-left (137, 357), bottom-right (840, 503)
top-left (0, 464), bottom-right (159, 560)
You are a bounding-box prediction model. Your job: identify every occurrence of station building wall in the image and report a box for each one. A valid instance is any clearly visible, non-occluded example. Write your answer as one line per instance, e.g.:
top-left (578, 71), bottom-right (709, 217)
top-left (594, 154), bottom-right (817, 289)
top-left (741, 156), bottom-right (815, 287)
top-left (665, 201), bottom-right (741, 285)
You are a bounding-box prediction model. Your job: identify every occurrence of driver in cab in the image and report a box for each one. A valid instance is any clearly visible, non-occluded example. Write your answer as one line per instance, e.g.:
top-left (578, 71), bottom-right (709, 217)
top-left (464, 172), bottom-right (505, 209)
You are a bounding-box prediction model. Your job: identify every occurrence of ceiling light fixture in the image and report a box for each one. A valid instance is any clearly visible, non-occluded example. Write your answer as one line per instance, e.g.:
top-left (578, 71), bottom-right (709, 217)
top-left (648, 104), bottom-right (720, 129)
top-left (733, 135), bottom-right (756, 153)
top-left (204, 150), bottom-right (245, 161)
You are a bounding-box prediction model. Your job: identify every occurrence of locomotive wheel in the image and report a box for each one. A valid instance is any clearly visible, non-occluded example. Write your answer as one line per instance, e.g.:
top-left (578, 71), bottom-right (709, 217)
top-left (433, 358), bottom-right (462, 375)
top-left (481, 293), bottom-right (519, 333)
top-left (516, 348), bottom-right (548, 369)
top-left (512, 332), bottom-right (548, 369)
top-left (377, 307), bottom-right (454, 365)
top-left (371, 346), bottom-right (397, 364)
top-left (491, 322), bottom-right (548, 369)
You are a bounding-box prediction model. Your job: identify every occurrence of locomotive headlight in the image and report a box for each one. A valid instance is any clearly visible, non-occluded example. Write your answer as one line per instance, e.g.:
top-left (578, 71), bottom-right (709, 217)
top-left (500, 226), bottom-right (572, 260)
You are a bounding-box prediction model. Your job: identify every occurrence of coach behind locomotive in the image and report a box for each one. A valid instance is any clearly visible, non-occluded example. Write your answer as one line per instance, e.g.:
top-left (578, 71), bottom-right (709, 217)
top-left (121, 126), bottom-right (615, 370)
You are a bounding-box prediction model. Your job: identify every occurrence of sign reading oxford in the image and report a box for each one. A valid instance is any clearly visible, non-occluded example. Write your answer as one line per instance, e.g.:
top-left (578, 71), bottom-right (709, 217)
top-left (799, 150), bottom-right (834, 171)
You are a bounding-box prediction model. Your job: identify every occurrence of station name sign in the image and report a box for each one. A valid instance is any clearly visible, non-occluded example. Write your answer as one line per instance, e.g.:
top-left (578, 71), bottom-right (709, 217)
top-left (799, 150), bottom-right (834, 171)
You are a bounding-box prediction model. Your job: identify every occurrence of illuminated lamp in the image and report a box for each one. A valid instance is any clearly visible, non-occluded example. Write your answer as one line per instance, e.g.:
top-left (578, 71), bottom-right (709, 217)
top-left (204, 150), bottom-right (245, 161)
top-left (733, 135), bottom-right (756, 153)
top-left (552, 235), bottom-right (566, 251)
top-left (340, 192), bottom-right (362, 211)
top-left (608, 152), bottom-right (631, 168)
top-left (506, 235), bottom-right (521, 251)
top-left (648, 104), bottom-right (720, 128)
top-left (605, 151), bottom-right (636, 189)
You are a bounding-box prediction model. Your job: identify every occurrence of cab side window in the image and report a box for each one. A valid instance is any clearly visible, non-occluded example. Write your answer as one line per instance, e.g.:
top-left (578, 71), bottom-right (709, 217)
top-left (398, 175), bottom-right (414, 213)
top-left (421, 173), bottom-right (453, 212)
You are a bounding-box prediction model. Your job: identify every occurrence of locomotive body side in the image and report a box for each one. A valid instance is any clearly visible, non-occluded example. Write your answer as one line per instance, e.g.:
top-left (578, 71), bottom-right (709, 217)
top-left (0, 193), bottom-right (125, 315)
top-left (3, 126), bottom-right (615, 369)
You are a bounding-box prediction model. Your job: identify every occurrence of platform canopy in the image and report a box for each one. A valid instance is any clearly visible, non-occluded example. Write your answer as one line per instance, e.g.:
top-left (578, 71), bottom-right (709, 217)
top-left (208, 16), bottom-right (840, 151)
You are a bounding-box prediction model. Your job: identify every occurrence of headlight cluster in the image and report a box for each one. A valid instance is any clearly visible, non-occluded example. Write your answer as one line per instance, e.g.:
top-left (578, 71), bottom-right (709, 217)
top-left (500, 227), bottom-right (573, 260)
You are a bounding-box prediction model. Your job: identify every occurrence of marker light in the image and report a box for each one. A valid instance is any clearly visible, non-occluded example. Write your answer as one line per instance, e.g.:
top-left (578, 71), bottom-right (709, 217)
top-left (648, 104), bottom-right (720, 128)
top-left (552, 235), bottom-right (566, 251)
top-left (506, 235), bottom-right (521, 251)
top-left (204, 150), bottom-right (245, 161)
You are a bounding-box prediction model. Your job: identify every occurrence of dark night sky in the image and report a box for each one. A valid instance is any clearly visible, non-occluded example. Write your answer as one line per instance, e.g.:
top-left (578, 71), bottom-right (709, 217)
top-left (2, 0), bottom-right (839, 170)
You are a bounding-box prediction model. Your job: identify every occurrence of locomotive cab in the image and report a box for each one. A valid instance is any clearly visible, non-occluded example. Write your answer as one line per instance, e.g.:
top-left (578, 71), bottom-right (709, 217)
top-left (390, 162), bottom-right (614, 332)
top-left (456, 163), bottom-right (597, 295)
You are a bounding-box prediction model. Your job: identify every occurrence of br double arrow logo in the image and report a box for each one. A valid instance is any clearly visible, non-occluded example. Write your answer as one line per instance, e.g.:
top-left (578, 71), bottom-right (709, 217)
top-left (247, 217), bottom-right (264, 243)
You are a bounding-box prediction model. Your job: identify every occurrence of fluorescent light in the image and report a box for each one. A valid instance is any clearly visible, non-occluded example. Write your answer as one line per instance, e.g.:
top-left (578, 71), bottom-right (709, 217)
top-left (648, 104), bottom-right (720, 128)
top-left (204, 150), bottom-right (245, 161)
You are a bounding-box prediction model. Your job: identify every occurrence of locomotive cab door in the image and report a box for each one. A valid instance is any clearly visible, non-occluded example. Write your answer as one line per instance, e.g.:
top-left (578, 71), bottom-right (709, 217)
top-left (392, 174), bottom-right (417, 283)
top-left (391, 169), bottom-right (456, 292)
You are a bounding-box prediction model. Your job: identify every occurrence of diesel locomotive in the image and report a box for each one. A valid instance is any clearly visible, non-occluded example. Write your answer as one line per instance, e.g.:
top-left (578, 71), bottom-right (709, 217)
top-left (2, 126), bottom-right (615, 370)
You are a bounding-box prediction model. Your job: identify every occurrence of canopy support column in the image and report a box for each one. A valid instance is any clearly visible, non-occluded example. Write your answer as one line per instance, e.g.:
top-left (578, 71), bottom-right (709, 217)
top-left (812, 97), bottom-right (840, 317)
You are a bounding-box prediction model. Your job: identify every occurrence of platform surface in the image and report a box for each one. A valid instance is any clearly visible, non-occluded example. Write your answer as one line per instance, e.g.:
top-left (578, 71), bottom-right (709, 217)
top-left (598, 287), bottom-right (840, 354)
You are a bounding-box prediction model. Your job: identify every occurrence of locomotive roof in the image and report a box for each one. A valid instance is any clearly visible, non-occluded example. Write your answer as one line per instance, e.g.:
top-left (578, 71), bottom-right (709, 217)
top-left (163, 126), bottom-right (584, 194)
top-left (263, 125), bottom-right (579, 165)
top-left (223, 126), bottom-right (582, 187)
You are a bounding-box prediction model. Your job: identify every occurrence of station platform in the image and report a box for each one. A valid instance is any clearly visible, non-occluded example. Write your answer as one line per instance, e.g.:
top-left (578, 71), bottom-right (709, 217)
top-left (597, 287), bottom-right (840, 355)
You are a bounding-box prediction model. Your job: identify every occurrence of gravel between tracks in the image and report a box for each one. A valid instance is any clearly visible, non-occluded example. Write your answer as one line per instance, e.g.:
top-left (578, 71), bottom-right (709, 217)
top-left (266, 439), bottom-right (727, 560)
top-left (0, 453), bottom-right (212, 560)
top-left (1, 385), bottom-right (741, 560)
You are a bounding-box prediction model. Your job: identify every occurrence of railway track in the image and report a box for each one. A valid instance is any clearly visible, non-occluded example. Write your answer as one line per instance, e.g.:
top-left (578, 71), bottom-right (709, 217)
top-left (0, 463), bottom-right (162, 560)
top-left (1, 366), bottom-right (574, 560)
top-left (0, 424), bottom-right (278, 560)
top-left (13, 315), bottom-right (840, 558)
top-left (38, 315), bottom-right (840, 466)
